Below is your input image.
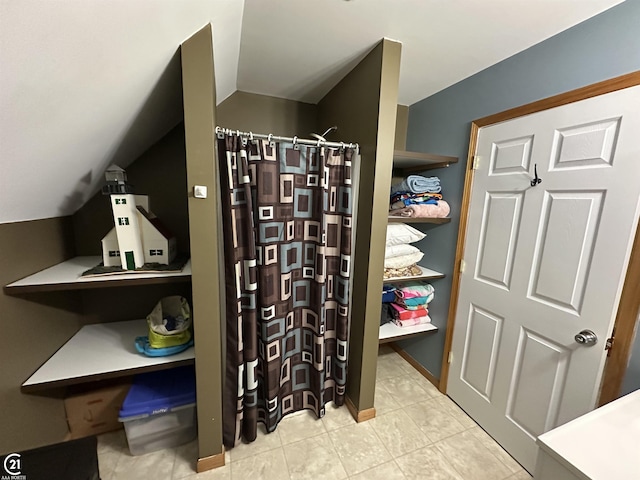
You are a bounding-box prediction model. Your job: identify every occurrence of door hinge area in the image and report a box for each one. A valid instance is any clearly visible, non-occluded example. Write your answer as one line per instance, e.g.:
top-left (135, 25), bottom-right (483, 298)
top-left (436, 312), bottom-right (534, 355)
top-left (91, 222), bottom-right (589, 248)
top-left (459, 259), bottom-right (466, 274)
top-left (471, 156), bottom-right (479, 170)
top-left (605, 336), bottom-right (615, 355)
top-left (448, 351), bottom-right (453, 364)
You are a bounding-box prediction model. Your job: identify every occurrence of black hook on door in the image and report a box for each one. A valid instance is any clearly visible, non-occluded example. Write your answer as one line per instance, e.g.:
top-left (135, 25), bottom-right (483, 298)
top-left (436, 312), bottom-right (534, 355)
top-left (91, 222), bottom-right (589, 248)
top-left (530, 164), bottom-right (542, 187)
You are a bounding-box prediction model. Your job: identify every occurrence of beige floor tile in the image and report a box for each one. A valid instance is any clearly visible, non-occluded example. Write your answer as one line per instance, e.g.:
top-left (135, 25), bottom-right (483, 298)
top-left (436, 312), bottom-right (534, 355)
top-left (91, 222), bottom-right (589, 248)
top-left (230, 448), bottom-right (289, 480)
top-left (378, 349), bottom-right (416, 373)
top-left (376, 351), bottom-right (411, 381)
top-left (349, 460), bottom-right (407, 480)
top-left (180, 464), bottom-right (231, 480)
top-left (433, 430), bottom-right (513, 480)
top-left (370, 409), bottom-right (430, 457)
top-left (172, 439), bottom-right (199, 479)
top-left (226, 423), bottom-right (282, 462)
top-left (98, 450), bottom-right (120, 480)
top-left (377, 374), bottom-right (433, 407)
top-left (282, 433), bottom-right (347, 479)
top-left (396, 445), bottom-right (464, 480)
top-left (431, 396), bottom-right (478, 429)
top-left (321, 403), bottom-right (356, 432)
top-left (327, 422), bottom-right (392, 476)
top-left (98, 430), bottom-right (129, 456)
top-left (403, 369), bottom-right (442, 398)
top-left (468, 426), bottom-right (523, 474)
top-left (403, 400), bottom-right (467, 443)
top-left (277, 410), bottom-right (326, 445)
top-left (375, 382), bottom-right (403, 416)
top-left (112, 448), bottom-right (177, 480)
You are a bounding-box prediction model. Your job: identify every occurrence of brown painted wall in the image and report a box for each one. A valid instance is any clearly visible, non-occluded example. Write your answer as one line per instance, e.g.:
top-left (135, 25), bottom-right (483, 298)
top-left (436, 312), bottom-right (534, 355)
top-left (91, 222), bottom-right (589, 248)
top-left (217, 91), bottom-right (318, 137)
top-left (0, 217), bottom-right (82, 454)
top-left (318, 39), bottom-right (402, 411)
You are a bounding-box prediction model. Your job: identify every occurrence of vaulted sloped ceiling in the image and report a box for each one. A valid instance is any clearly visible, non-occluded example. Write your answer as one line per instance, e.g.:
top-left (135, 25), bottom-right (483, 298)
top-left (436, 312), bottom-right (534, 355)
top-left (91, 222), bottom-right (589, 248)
top-left (0, 0), bottom-right (243, 224)
top-left (0, 0), bottom-right (622, 224)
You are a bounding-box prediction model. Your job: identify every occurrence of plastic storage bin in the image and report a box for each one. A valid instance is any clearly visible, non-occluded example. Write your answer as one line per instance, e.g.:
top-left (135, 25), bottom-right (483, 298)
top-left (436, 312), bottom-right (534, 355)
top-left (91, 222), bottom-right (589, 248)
top-left (118, 366), bottom-right (196, 455)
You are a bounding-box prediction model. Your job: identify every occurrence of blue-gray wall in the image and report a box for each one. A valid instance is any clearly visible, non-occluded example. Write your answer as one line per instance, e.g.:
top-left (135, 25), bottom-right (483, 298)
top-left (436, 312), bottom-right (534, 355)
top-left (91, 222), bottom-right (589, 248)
top-left (403, 0), bottom-right (640, 390)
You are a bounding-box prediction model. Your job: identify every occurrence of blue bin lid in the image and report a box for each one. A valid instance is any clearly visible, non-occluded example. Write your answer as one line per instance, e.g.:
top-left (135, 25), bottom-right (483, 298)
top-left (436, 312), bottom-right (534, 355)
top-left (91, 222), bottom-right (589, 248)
top-left (119, 366), bottom-right (196, 419)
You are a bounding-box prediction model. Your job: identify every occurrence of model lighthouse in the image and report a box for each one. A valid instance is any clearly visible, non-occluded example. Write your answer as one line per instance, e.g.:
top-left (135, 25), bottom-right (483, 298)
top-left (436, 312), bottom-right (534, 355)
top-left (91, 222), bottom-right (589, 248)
top-left (101, 165), bottom-right (176, 270)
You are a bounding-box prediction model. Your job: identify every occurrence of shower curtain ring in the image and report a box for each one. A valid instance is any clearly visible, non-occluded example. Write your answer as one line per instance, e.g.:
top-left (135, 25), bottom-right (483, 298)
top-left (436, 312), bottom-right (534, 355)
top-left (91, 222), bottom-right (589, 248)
top-left (249, 131), bottom-right (254, 141)
top-left (293, 136), bottom-right (298, 145)
top-left (340, 142), bottom-right (345, 151)
top-left (317, 138), bottom-right (321, 147)
top-left (268, 133), bottom-right (273, 143)
top-left (236, 130), bottom-right (240, 138)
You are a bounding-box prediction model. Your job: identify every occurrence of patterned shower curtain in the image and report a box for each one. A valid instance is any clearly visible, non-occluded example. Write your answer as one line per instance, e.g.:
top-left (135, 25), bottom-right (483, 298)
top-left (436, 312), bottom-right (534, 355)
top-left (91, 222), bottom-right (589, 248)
top-left (218, 133), bottom-right (354, 447)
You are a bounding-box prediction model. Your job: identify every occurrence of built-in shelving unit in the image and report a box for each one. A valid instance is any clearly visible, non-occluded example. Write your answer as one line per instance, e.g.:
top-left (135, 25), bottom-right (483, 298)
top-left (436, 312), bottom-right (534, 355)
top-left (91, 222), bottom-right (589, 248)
top-left (21, 319), bottom-right (195, 392)
top-left (379, 321), bottom-right (438, 344)
top-left (6, 256), bottom-right (194, 392)
top-left (392, 149), bottom-right (458, 173)
top-left (380, 149), bottom-right (458, 344)
top-left (4, 256), bottom-right (191, 294)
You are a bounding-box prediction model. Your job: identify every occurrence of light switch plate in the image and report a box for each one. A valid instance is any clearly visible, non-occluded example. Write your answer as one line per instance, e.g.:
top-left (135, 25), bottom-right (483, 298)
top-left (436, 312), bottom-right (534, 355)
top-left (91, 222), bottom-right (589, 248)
top-left (194, 185), bottom-right (208, 199)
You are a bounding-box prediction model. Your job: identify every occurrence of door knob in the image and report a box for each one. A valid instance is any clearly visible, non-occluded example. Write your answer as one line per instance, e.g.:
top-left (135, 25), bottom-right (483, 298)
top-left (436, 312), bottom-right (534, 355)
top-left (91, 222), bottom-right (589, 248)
top-left (575, 330), bottom-right (598, 346)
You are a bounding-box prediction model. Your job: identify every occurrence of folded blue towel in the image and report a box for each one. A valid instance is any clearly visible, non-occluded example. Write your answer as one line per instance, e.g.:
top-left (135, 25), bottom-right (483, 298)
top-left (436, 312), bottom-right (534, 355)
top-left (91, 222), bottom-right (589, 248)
top-left (391, 175), bottom-right (441, 194)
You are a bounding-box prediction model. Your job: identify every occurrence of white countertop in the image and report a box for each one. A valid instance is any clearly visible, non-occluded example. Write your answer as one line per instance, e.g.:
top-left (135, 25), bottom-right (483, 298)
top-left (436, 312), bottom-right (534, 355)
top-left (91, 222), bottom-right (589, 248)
top-left (536, 389), bottom-right (640, 480)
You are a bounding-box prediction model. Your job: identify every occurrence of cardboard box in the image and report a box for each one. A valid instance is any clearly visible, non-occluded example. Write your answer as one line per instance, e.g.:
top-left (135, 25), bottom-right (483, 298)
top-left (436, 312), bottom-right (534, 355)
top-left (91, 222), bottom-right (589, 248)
top-left (65, 379), bottom-right (131, 439)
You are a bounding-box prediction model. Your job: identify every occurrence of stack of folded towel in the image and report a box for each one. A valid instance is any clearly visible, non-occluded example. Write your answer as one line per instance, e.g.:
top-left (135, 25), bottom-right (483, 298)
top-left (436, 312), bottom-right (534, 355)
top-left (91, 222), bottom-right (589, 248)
top-left (381, 282), bottom-right (435, 327)
top-left (383, 223), bottom-right (426, 280)
top-left (389, 175), bottom-right (450, 218)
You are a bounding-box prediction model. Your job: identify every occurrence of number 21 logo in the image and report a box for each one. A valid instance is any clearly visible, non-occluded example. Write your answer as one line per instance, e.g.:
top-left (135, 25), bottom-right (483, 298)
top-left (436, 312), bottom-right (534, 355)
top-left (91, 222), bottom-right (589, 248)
top-left (3, 453), bottom-right (21, 475)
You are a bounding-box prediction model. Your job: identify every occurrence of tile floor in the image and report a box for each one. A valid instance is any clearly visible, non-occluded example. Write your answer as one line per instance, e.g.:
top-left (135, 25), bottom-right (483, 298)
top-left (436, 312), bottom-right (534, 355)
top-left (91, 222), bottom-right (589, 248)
top-left (98, 346), bottom-right (532, 480)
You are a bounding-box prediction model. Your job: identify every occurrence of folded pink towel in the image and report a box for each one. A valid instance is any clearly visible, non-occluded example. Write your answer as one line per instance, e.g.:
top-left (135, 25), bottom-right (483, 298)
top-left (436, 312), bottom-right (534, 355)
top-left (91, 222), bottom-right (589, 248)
top-left (390, 303), bottom-right (428, 319)
top-left (393, 315), bottom-right (432, 327)
top-left (389, 201), bottom-right (450, 218)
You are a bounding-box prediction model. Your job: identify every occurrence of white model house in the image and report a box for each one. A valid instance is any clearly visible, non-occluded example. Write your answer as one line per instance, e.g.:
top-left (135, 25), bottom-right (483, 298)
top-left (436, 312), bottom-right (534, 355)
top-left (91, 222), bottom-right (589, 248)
top-left (101, 166), bottom-right (176, 270)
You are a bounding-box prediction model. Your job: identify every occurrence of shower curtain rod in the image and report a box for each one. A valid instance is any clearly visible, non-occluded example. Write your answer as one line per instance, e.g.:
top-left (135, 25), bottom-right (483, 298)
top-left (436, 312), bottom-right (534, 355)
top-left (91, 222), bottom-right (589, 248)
top-left (215, 126), bottom-right (359, 152)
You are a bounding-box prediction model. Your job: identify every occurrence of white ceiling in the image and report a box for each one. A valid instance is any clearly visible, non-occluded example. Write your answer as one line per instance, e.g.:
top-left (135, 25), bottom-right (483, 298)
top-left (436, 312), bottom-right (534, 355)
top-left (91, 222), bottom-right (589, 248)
top-left (0, 0), bottom-right (622, 224)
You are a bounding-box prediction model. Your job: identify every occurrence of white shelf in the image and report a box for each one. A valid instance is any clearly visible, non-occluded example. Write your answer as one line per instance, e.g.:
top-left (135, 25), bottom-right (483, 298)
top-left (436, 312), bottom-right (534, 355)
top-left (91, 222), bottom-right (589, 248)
top-left (22, 319), bottom-right (195, 391)
top-left (383, 265), bottom-right (445, 284)
top-left (379, 321), bottom-right (437, 344)
top-left (387, 216), bottom-right (451, 224)
top-left (393, 150), bottom-right (458, 172)
top-left (5, 256), bottom-right (191, 293)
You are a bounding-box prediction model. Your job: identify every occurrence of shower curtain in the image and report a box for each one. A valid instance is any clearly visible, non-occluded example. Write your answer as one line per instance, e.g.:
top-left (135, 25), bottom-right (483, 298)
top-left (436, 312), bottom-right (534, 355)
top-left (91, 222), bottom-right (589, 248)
top-left (218, 133), bottom-right (354, 447)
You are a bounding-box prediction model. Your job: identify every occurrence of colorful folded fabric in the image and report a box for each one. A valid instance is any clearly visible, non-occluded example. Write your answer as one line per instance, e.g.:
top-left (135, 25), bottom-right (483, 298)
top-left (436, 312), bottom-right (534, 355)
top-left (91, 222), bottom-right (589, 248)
top-left (389, 201), bottom-right (451, 218)
top-left (390, 192), bottom-right (443, 203)
top-left (393, 315), bottom-right (432, 327)
top-left (390, 192), bottom-right (443, 210)
top-left (395, 295), bottom-right (429, 307)
top-left (382, 285), bottom-right (396, 303)
top-left (390, 303), bottom-right (428, 320)
top-left (396, 282), bottom-right (435, 300)
top-left (391, 199), bottom-right (438, 210)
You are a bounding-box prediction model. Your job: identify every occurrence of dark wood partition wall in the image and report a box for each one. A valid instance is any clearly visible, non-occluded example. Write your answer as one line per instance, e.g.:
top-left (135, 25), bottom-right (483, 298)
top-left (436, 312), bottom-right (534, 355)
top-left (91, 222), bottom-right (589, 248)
top-left (318, 39), bottom-right (402, 418)
top-left (180, 25), bottom-right (225, 470)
